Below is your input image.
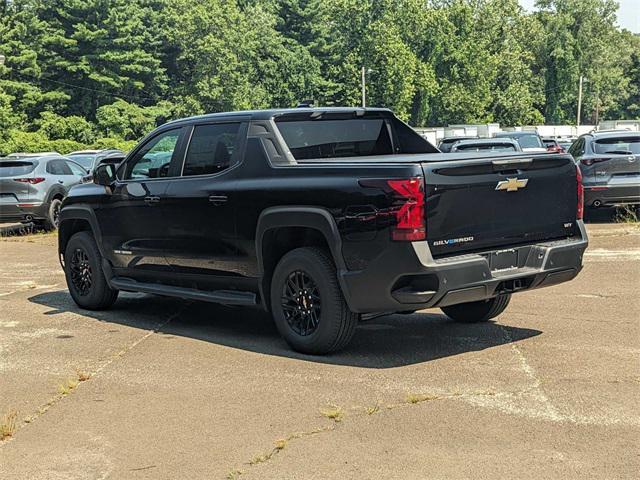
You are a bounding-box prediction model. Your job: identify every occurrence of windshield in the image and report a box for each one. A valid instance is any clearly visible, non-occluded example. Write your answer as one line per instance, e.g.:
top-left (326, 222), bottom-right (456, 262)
top-left (0, 161), bottom-right (37, 177)
top-left (455, 143), bottom-right (517, 152)
top-left (593, 137), bottom-right (640, 155)
top-left (68, 154), bottom-right (96, 169)
top-left (516, 135), bottom-right (544, 149)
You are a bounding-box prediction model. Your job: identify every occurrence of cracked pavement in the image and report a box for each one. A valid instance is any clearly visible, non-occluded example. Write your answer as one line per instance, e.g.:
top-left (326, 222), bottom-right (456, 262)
top-left (0, 223), bottom-right (639, 479)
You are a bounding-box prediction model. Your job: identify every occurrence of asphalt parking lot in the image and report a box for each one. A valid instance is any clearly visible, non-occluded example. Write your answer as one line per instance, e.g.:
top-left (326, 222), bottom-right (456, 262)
top-left (0, 220), bottom-right (638, 479)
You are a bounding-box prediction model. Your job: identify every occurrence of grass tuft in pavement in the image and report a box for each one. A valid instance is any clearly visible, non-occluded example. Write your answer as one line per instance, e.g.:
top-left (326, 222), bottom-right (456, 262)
top-left (1, 410), bottom-right (17, 440)
top-left (319, 404), bottom-right (344, 422)
top-left (406, 393), bottom-right (440, 404)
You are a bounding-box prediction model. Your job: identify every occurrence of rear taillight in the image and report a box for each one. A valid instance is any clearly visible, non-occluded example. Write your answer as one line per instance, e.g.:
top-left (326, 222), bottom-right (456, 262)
top-left (387, 177), bottom-right (426, 241)
top-left (576, 165), bottom-right (584, 220)
top-left (580, 158), bottom-right (609, 166)
top-left (14, 177), bottom-right (45, 184)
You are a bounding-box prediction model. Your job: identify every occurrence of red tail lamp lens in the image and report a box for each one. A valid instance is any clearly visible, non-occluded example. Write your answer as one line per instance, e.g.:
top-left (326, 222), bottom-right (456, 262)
top-left (14, 177), bottom-right (45, 184)
top-left (387, 177), bottom-right (426, 241)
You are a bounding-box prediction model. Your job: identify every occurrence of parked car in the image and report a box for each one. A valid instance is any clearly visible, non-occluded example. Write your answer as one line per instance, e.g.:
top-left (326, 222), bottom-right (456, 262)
top-left (494, 131), bottom-right (547, 152)
top-left (67, 149), bottom-right (125, 173)
top-left (437, 136), bottom-right (476, 152)
top-left (542, 137), bottom-right (565, 153)
top-left (450, 138), bottom-right (521, 153)
top-left (0, 155), bottom-right (86, 229)
top-left (5, 151), bottom-right (61, 158)
top-left (78, 151), bottom-right (127, 184)
top-left (569, 130), bottom-right (640, 209)
top-left (58, 107), bottom-right (587, 354)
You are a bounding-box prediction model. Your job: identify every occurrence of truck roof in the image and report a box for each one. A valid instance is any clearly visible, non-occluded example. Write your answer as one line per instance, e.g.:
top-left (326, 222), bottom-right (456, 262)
top-left (166, 107), bottom-right (394, 125)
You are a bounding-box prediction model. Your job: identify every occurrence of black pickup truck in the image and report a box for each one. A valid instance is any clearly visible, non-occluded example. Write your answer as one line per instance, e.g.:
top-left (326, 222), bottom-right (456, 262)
top-left (58, 107), bottom-right (588, 354)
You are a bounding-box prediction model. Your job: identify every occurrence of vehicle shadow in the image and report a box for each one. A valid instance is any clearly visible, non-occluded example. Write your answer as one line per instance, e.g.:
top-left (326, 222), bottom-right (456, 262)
top-left (29, 290), bottom-right (542, 369)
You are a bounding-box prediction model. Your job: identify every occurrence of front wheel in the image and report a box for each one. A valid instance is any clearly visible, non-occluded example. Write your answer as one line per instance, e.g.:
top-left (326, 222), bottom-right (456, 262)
top-left (64, 231), bottom-right (118, 310)
top-left (270, 247), bottom-right (358, 355)
top-left (441, 294), bottom-right (511, 323)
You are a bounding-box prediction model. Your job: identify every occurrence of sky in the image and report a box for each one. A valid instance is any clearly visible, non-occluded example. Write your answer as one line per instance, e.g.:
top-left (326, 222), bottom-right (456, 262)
top-left (518, 0), bottom-right (640, 33)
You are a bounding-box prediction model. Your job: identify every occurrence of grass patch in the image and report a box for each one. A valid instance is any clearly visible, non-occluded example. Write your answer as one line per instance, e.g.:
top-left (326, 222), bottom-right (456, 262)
top-left (406, 393), bottom-right (439, 404)
top-left (1, 410), bottom-right (17, 440)
top-left (249, 452), bottom-right (271, 465)
top-left (319, 404), bottom-right (344, 422)
top-left (76, 369), bottom-right (91, 382)
top-left (58, 377), bottom-right (79, 395)
top-left (365, 403), bottom-right (380, 415)
top-left (614, 206), bottom-right (639, 223)
top-left (226, 469), bottom-right (243, 479)
top-left (274, 439), bottom-right (287, 450)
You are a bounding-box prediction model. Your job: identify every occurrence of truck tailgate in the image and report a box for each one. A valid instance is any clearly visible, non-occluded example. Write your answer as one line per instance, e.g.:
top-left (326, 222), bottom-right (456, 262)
top-left (422, 154), bottom-right (579, 257)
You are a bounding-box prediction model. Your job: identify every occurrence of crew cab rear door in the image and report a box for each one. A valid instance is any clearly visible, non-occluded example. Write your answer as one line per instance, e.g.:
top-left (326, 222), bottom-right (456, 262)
top-left (162, 120), bottom-right (248, 285)
top-left (422, 153), bottom-right (580, 258)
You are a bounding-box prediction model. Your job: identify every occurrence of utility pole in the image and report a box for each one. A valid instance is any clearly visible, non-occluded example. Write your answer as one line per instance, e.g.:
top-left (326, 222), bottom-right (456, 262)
top-left (361, 66), bottom-right (366, 108)
top-left (576, 75), bottom-right (584, 126)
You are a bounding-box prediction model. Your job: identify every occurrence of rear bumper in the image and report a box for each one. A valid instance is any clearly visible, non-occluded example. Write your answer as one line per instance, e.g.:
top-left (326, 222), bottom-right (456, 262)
top-left (339, 222), bottom-right (588, 314)
top-left (0, 202), bottom-right (48, 222)
top-left (584, 184), bottom-right (640, 207)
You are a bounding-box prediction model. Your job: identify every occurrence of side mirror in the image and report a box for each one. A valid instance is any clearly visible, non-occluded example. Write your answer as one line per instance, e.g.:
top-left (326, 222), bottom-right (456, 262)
top-left (94, 163), bottom-right (116, 186)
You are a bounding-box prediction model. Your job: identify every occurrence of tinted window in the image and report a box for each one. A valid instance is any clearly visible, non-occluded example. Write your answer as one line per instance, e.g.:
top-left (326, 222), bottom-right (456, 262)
top-left (0, 161), bottom-right (36, 177)
top-left (593, 137), bottom-right (640, 155)
top-left (569, 138), bottom-right (585, 158)
top-left (46, 159), bottom-right (73, 175)
top-left (182, 123), bottom-right (241, 176)
top-left (123, 129), bottom-right (181, 180)
top-left (276, 118), bottom-right (393, 160)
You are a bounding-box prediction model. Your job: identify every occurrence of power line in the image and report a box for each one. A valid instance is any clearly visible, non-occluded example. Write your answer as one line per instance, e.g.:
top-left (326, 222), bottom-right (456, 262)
top-left (7, 70), bottom-right (157, 103)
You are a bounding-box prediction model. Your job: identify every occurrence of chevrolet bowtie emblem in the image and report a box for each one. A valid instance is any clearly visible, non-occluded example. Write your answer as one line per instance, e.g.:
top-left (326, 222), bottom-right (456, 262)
top-left (495, 177), bottom-right (529, 192)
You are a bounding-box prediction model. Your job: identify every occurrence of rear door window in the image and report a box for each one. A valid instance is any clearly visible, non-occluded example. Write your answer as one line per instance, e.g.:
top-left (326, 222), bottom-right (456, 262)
top-left (46, 159), bottom-right (73, 175)
top-left (569, 138), bottom-right (585, 158)
top-left (182, 123), bottom-right (241, 176)
top-left (0, 161), bottom-right (36, 177)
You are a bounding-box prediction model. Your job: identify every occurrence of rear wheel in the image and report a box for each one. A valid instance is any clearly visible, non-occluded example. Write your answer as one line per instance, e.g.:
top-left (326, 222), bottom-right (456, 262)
top-left (441, 294), bottom-right (511, 323)
top-left (64, 231), bottom-right (118, 310)
top-left (270, 247), bottom-right (358, 355)
top-left (41, 198), bottom-right (62, 231)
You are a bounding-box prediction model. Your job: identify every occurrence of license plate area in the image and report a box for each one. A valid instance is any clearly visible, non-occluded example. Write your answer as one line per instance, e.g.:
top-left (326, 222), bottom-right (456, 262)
top-left (489, 249), bottom-right (518, 272)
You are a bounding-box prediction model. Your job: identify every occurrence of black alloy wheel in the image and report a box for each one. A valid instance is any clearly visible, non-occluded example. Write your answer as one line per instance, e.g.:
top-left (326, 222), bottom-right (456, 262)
top-left (281, 270), bottom-right (321, 336)
top-left (70, 247), bottom-right (93, 296)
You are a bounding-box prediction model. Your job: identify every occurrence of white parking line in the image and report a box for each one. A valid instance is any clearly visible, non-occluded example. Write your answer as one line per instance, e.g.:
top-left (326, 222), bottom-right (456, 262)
top-left (584, 249), bottom-right (640, 262)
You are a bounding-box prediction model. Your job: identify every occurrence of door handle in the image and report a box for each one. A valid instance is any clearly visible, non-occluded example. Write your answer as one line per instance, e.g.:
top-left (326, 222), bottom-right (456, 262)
top-left (208, 194), bottom-right (228, 206)
top-left (144, 195), bottom-right (161, 205)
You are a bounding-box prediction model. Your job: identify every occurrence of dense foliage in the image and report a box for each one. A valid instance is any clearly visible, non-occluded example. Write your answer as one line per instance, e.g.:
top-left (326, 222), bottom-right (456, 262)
top-left (1, 0), bottom-right (638, 153)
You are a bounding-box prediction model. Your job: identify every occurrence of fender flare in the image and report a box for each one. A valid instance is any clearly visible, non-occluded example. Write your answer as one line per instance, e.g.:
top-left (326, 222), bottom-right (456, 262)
top-left (57, 204), bottom-right (105, 258)
top-left (256, 206), bottom-right (346, 274)
top-left (255, 206), bottom-right (348, 310)
top-left (45, 185), bottom-right (68, 205)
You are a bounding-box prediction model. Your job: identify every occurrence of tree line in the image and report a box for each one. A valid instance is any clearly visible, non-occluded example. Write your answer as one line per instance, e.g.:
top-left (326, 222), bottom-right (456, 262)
top-left (1, 0), bottom-right (639, 154)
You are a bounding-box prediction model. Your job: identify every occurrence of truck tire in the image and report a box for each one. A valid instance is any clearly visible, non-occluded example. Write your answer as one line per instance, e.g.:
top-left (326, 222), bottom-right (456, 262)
top-left (270, 247), bottom-right (358, 355)
top-left (41, 198), bottom-right (62, 231)
top-left (64, 231), bottom-right (118, 310)
top-left (441, 294), bottom-right (511, 323)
